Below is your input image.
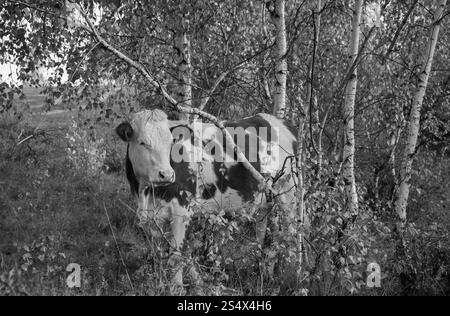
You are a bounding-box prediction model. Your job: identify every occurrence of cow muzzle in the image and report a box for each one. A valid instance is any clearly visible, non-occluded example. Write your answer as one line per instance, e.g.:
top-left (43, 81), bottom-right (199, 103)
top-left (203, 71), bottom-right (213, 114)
top-left (157, 169), bottom-right (176, 185)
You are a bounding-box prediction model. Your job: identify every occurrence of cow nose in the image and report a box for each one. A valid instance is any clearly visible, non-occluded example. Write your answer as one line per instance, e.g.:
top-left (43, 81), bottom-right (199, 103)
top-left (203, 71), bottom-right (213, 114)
top-left (159, 170), bottom-right (175, 182)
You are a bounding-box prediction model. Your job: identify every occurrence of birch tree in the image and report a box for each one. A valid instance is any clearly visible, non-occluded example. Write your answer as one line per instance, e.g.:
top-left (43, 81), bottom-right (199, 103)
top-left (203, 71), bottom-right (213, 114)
top-left (395, 0), bottom-right (447, 231)
top-left (174, 15), bottom-right (192, 121)
top-left (306, 0), bottom-right (322, 136)
top-left (307, 0), bottom-right (323, 176)
top-left (267, 0), bottom-right (288, 119)
top-left (296, 93), bottom-right (306, 276)
top-left (343, 0), bottom-right (363, 216)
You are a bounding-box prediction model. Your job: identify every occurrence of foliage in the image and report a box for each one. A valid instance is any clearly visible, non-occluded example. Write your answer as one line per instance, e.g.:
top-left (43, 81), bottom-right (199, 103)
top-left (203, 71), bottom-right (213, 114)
top-left (377, 223), bottom-right (450, 296)
top-left (0, 0), bottom-right (449, 296)
top-left (66, 120), bottom-right (107, 175)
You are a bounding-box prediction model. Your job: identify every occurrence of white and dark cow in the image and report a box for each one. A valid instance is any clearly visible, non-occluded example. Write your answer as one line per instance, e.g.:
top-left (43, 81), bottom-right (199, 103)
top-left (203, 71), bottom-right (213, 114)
top-left (116, 109), bottom-right (298, 280)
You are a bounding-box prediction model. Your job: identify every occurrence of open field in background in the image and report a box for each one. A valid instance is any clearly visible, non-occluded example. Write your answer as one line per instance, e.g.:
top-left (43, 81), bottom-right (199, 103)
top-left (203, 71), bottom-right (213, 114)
top-left (19, 86), bottom-right (46, 111)
top-left (1, 88), bottom-right (449, 296)
top-left (15, 86), bottom-right (74, 128)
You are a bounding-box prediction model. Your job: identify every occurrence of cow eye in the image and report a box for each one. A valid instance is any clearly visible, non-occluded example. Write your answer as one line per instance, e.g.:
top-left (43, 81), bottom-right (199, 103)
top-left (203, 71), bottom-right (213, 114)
top-left (140, 142), bottom-right (151, 149)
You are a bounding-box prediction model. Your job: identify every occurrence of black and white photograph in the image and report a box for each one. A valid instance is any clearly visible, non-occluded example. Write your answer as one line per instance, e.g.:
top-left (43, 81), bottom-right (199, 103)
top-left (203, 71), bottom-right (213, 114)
top-left (0, 0), bottom-right (449, 299)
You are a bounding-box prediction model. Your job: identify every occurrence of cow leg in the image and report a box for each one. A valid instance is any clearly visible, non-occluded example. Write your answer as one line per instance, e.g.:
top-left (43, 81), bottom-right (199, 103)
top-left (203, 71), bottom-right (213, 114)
top-left (166, 199), bottom-right (184, 286)
top-left (137, 185), bottom-right (151, 225)
top-left (170, 199), bottom-right (189, 251)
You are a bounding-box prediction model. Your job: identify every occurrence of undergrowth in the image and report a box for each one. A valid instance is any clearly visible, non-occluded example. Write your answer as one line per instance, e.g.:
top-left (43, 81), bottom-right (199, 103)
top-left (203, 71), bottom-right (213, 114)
top-left (1, 113), bottom-right (449, 296)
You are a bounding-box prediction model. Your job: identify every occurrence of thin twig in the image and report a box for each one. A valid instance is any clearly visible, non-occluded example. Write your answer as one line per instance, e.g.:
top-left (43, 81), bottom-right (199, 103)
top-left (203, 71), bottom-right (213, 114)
top-left (309, 8), bottom-right (320, 157)
top-left (103, 202), bottom-right (135, 292)
top-left (199, 43), bottom-right (274, 111)
top-left (17, 135), bottom-right (34, 146)
top-left (383, 0), bottom-right (420, 63)
top-left (117, 198), bottom-right (137, 215)
top-left (69, 42), bottom-right (101, 83)
top-left (6, 0), bottom-right (66, 20)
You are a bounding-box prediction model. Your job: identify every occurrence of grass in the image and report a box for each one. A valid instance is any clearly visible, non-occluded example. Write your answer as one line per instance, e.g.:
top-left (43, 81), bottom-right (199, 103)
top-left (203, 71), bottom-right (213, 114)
top-left (20, 86), bottom-right (46, 110)
top-left (0, 117), bottom-right (151, 295)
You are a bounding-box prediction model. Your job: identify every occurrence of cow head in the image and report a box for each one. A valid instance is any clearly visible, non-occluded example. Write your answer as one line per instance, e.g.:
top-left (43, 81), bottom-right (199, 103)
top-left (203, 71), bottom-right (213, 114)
top-left (116, 110), bottom-right (176, 190)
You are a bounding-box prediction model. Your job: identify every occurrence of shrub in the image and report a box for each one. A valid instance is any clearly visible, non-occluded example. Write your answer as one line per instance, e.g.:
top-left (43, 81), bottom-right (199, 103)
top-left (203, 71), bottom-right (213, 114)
top-left (388, 223), bottom-right (450, 295)
top-left (66, 120), bottom-right (107, 175)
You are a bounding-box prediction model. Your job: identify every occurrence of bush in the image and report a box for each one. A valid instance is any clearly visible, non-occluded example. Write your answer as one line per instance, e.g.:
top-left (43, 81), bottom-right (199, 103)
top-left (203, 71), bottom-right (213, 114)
top-left (387, 223), bottom-right (450, 295)
top-left (66, 120), bottom-right (107, 175)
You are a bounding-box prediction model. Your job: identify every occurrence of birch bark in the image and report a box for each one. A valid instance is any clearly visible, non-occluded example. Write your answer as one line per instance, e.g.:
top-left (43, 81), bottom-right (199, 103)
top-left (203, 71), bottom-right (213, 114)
top-left (395, 0), bottom-right (447, 229)
top-left (342, 0), bottom-right (363, 216)
top-left (174, 17), bottom-right (192, 121)
top-left (267, 0), bottom-right (288, 119)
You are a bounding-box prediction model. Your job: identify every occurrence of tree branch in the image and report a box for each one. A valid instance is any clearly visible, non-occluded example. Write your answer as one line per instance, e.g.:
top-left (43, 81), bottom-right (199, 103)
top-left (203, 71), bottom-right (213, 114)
top-left (334, 25), bottom-right (377, 99)
top-left (76, 5), bottom-right (277, 195)
top-left (6, 0), bottom-right (66, 20)
top-left (78, 6), bottom-right (178, 105)
top-left (383, 0), bottom-right (419, 63)
top-left (309, 7), bottom-right (320, 157)
top-left (198, 45), bottom-right (273, 111)
top-left (198, 71), bottom-right (230, 111)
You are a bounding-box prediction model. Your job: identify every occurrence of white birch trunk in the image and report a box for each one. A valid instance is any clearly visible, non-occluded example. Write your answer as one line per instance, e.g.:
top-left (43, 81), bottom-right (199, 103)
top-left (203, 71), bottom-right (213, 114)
top-left (174, 18), bottom-right (192, 121)
top-left (395, 0), bottom-right (447, 228)
top-left (296, 110), bottom-right (306, 276)
top-left (268, 0), bottom-right (288, 119)
top-left (260, 3), bottom-right (273, 105)
top-left (307, 0), bottom-right (322, 127)
top-left (343, 0), bottom-right (363, 216)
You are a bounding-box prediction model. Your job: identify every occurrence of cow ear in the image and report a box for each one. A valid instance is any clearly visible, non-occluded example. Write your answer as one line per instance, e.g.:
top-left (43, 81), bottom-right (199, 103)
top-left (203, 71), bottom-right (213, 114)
top-left (173, 132), bottom-right (184, 144)
top-left (171, 125), bottom-right (191, 144)
top-left (116, 122), bottom-right (134, 142)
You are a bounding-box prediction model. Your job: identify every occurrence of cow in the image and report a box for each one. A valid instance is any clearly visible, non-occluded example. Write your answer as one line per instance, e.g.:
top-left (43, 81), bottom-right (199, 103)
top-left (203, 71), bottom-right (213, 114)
top-left (116, 109), bottom-right (298, 284)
